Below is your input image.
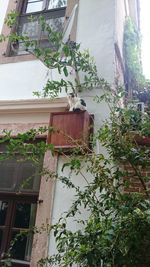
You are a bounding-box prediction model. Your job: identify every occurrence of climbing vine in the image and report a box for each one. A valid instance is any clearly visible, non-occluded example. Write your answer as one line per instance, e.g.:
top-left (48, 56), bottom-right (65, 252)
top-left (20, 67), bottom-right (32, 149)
top-left (123, 17), bottom-right (146, 97)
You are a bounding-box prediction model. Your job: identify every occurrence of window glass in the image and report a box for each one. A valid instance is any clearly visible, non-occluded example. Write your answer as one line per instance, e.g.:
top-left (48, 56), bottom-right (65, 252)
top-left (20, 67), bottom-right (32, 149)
top-left (11, 232), bottom-right (28, 261)
top-left (0, 201), bottom-right (8, 226)
top-left (26, 0), bottom-right (44, 13)
top-left (19, 20), bottom-right (40, 40)
top-left (0, 202), bottom-right (37, 261)
top-left (18, 161), bottom-right (41, 192)
top-left (0, 158), bottom-right (42, 193)
top-left (11, 203), bottom-right (37, 261)
top-left (0, 160), bottom-right (16, 191)
top-left (11, 0), bottom-right (66, 55)
top-left (14, 203), bottom-right (37, 229)
top-left (48, 0), bottom-right (67, 9)
top-left (0, 141), bottom-right (43, 262)
top-left (0, 229), bottom-right (3, 249)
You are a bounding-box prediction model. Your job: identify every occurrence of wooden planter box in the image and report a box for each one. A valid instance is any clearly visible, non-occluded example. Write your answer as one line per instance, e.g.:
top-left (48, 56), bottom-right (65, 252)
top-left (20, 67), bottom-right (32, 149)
top-left (48, 111), bottom-right (93, 150)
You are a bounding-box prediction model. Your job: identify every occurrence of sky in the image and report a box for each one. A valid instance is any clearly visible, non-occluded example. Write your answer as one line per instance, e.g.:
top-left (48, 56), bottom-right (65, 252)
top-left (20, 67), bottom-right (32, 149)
top-left (140, 0), bottom-right (150, 78)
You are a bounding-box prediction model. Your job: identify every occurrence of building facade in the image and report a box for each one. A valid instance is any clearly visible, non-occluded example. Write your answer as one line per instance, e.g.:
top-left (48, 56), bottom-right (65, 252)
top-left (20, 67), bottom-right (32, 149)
top-left (0, 1), bottom-right (140, 266)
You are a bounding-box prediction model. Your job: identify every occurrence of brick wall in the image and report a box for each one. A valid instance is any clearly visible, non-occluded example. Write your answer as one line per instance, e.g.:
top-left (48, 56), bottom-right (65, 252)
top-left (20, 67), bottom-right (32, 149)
top-left (123, 163), bottom-right (150, 193)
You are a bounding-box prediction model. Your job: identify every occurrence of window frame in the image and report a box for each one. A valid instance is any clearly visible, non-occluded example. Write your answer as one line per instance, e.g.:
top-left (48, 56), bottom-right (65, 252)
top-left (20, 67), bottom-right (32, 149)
top-left (9, 0), bottom-right (67, 56)
top-left (21, 0), bottom-right (67, 14)
top-left (0, 0), bottom-right (68, 63)
top-left (0, 197), bottom-right (37, 266)
top-left (21, 0), bottom-right (47, 14)
top-left (0, 0), bottom-right (80, 64)
top-left (0, 140), bottom-right (44, 266)
top-left (0, 158), bottom-right (41, 193)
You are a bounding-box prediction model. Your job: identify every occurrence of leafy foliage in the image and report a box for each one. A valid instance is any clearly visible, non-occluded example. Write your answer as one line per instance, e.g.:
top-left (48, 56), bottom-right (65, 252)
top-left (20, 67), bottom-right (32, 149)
top-left (1, 90), bottom-right (150, 267)
top-left (123, 17), bottom-right (145, 95)
top-left (123, 17), bottom-right (150, 116)
top-left (37, 91), bottom-right (150, 266)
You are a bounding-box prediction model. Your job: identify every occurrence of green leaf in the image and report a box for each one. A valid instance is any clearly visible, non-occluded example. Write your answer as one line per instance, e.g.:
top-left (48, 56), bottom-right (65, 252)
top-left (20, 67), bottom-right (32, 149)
top-left (63, 66), bottom-right (68, 77)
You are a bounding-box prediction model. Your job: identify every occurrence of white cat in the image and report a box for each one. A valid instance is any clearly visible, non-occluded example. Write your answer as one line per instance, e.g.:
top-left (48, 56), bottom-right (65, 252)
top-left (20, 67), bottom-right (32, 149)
top-left (67, 93), bottom-right (87, 112)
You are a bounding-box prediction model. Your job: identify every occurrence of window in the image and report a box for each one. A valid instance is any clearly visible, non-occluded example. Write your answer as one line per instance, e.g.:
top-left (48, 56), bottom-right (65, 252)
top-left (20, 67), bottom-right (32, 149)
top-left (22, 0), bottom-right (67, 13)
top-left (0, 143), bottom-right (43, 267)
top-left (23, 0), bottom-right (45, 13)
top-left (10, 0), bottom-right (67, 55)
top-left (48, 0), bottom-right (67, 10)
top-left (0, 200), bottom-right (37, 265)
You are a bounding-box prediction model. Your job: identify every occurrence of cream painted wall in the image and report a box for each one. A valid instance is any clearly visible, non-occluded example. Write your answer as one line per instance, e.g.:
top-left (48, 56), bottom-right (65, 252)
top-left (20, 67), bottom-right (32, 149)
top-left (0, 0), bottom-right (9, 33)
top-left (49, 156), bottom-right (92, 256)
top-left (115, 0), bottom-right (126, 58)
top-left (76, 0), bottom-right (115, 83)
top-left (0, 60), bottom-right (48, 100)
top-left (48, 0), bottom-right (116, 257)
top-left (0, 59), bottom-right (76, 99)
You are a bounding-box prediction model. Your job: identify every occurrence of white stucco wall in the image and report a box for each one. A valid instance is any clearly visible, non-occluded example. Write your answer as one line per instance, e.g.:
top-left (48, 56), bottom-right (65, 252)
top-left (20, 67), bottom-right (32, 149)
top-left (0, 60), bottom-right (48, 100)
top-left (49, 156), bottom-right (92, 256)
top-left (48, 0), bottom-right (116, 257)
top-left (115, 0), bottom-right (126, 58)
top-left (0, 0), bottom-right (9, 33)
top-left (76, 0), bottom-right (115, 83)
top-left (48, 93), bottom-right (110, 257)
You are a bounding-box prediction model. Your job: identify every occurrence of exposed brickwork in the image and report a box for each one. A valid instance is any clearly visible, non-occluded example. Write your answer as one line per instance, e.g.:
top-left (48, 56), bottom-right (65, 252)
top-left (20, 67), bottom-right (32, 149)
top-left (123, 163), bottom-right (150, 193)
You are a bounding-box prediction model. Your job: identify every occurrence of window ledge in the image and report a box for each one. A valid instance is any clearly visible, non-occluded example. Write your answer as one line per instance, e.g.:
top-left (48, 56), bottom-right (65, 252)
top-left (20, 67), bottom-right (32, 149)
top-left (0, 259), bottom-right (30, 266)
top-left (0, 53), bottom-right (36, 65)
top-left (11, 259), bottom-right (30, 266)
top-left (0, 98), bottom-right (68, 114)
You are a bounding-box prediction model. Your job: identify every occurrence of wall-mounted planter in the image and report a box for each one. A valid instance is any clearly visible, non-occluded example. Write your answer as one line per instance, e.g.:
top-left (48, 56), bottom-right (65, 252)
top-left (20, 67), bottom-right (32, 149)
top-left (48, 111), bottom-right (93, 150)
